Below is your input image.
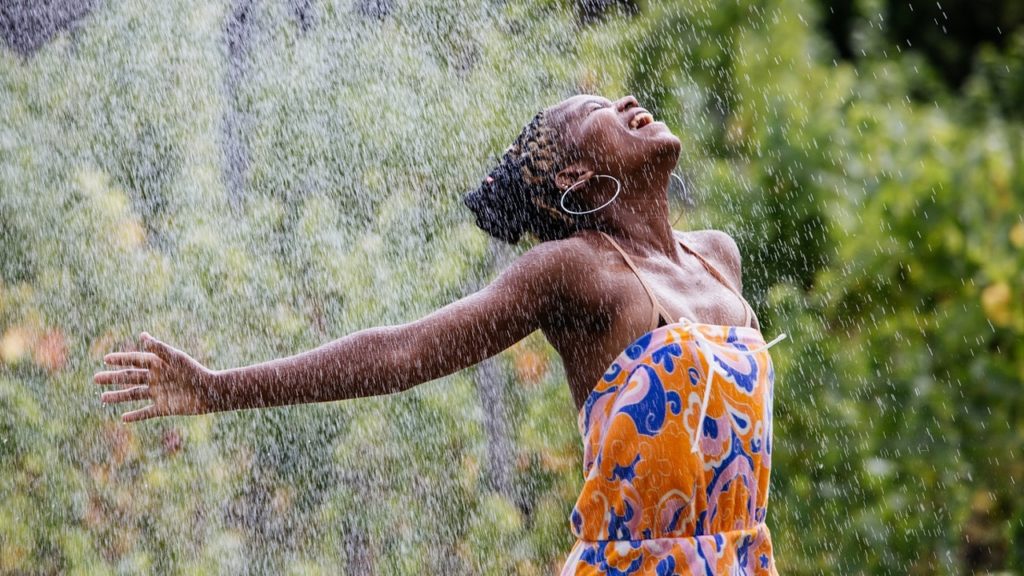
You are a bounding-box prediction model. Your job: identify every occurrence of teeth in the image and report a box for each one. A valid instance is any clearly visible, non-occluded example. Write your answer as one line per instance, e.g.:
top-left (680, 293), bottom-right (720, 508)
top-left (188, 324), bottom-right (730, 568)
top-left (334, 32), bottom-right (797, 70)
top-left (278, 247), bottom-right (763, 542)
top-left (630, 113), bottom-right (654, 129)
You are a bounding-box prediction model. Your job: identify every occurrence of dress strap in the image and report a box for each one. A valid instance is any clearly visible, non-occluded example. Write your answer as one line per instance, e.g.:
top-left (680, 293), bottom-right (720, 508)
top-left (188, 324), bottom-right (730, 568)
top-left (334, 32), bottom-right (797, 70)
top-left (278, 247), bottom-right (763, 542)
top-left (598, 231), bottom-right (673, 332)
top-left (674, 232), bottom-right (755, 328)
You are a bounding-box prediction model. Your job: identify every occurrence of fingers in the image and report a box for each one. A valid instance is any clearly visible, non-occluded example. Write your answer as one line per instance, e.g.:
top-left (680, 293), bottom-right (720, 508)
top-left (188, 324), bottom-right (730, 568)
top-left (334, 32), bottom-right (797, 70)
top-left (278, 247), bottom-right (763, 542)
top-left (123, 404), bottom-right (160, 423)
top-left (140, 332), bottom-right (174, 363)
top-left (96, 332), bottom-right (176, 423)
top-left (101, 386), bottom-right (150, 404)
top-left (104, 352), bottom-right (161, 370)
top-left (94, 369), bottom-right (150, 386)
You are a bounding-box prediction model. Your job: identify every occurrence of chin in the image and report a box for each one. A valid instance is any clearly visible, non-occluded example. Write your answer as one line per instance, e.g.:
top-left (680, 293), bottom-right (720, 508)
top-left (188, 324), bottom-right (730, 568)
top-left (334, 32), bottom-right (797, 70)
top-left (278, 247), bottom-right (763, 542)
top-left (647, 127), bottom-right (682, 163)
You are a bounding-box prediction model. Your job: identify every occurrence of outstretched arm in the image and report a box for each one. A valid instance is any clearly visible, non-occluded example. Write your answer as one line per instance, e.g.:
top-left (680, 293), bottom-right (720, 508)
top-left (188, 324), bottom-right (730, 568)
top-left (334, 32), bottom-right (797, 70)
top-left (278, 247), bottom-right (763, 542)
top-left (95, 241), bottom-right (577, 422)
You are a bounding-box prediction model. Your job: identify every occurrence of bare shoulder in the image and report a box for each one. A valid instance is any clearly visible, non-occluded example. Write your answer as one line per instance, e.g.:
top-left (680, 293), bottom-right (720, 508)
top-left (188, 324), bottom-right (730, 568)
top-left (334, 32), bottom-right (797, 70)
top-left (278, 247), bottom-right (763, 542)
top-left (493, 232), bottom-right (613, 328)
top-left (673, 228), bottom-right (743, 287)
top-left (499, 232), bottom-right (609, 300)
top-left (511, 232), bottom-right (604, 277)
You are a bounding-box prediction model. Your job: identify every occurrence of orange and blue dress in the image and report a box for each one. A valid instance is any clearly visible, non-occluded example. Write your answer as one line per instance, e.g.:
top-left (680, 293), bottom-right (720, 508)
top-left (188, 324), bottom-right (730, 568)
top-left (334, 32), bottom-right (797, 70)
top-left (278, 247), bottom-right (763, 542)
top-left (560, 232), bottom-right (785, 576)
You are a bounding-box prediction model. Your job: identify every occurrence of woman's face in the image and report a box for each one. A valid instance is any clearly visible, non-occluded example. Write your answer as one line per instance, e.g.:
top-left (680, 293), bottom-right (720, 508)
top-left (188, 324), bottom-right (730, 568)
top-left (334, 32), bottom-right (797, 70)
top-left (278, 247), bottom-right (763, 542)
top-left (548, 94), bottom-right (681, 180)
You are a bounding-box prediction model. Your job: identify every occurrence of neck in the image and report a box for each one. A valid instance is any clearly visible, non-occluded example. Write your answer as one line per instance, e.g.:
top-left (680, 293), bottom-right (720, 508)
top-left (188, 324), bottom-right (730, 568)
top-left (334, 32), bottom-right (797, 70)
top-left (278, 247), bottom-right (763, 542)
top-left (588, 170), bottom-right (678, 257)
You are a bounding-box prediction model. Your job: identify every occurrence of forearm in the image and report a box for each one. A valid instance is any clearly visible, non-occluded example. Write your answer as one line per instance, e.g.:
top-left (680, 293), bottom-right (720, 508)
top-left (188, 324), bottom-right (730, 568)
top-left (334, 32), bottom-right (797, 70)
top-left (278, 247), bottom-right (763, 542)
top-left (208, 325), bottom-right (420, 412)
top-left (201, 243), bottom-right (568, 414)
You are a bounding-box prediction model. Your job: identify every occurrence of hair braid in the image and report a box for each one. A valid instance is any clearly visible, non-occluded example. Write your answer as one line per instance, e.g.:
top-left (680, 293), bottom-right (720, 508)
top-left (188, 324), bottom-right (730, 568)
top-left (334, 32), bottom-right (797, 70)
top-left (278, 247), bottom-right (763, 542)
top-left (463, 111), bottom-right (580, 244)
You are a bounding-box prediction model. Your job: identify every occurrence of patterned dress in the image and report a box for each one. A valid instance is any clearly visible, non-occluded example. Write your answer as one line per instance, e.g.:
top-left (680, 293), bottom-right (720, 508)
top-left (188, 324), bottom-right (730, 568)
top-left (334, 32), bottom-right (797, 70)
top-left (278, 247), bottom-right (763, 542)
top-left (559, 232), bottom-right (784, 576)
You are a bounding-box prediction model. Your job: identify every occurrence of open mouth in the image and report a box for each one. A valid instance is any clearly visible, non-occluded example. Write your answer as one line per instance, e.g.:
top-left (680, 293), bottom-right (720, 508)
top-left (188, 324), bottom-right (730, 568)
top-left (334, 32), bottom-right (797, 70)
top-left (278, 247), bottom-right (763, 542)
top-left (629, 112), bottom-right (654, 130)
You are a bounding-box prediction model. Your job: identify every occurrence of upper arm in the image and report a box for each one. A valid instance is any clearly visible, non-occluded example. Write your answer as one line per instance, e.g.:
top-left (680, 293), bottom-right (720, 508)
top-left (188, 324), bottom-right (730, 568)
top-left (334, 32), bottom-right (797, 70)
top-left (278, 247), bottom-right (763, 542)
top-left (391, 239), bottom-right (586, 387)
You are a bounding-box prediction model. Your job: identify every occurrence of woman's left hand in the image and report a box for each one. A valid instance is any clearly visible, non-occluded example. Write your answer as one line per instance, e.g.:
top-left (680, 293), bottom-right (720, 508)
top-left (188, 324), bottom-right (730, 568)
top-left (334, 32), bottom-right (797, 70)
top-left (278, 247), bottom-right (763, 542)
top-left (94, 332), bottom-right (218, 422)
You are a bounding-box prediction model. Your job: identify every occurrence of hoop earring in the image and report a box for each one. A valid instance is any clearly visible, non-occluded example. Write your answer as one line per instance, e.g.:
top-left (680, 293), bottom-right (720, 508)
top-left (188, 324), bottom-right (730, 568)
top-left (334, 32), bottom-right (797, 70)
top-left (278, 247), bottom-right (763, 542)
top-left (669, 172), bottom-right (691, 228)
top-left (559, 174), bottom-right (622, 215)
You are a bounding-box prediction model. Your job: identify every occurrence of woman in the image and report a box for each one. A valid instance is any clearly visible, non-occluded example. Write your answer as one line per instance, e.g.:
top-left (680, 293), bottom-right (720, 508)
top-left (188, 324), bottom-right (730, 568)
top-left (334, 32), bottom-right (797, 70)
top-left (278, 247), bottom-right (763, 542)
top-left (95, 94), bottom-right (784, 575)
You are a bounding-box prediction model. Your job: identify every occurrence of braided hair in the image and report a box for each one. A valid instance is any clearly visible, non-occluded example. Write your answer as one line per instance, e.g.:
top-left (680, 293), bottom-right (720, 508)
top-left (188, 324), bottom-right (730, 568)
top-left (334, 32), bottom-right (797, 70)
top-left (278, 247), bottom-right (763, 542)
top-left (463, 110), bottom-right (582, 244)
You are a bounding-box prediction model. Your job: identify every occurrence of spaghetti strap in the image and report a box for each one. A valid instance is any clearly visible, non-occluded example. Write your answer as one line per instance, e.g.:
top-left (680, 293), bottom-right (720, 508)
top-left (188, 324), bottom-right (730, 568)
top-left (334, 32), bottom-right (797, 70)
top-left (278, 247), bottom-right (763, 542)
top-left (674, 232), bottom-right (755, 328)
top-left (598, 231), bottom-right (673, 332)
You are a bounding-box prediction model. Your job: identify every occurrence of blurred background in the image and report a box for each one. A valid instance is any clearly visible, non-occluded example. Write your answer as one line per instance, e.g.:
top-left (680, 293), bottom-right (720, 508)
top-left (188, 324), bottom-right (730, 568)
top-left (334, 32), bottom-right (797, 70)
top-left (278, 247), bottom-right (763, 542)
top-left (1, 0), bottom-right (1022, 573)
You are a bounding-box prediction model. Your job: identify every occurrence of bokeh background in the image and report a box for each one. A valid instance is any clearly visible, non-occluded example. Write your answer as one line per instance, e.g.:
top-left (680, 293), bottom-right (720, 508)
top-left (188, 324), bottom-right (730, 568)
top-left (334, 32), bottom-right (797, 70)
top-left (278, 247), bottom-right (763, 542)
top-left (1, 0), bottom-right (1022, 573)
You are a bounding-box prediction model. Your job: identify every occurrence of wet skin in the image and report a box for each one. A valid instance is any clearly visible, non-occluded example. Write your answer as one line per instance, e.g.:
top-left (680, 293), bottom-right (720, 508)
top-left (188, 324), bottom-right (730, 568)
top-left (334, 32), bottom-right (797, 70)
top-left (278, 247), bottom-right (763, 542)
top-left (94, 94), bottom-right (758, 421)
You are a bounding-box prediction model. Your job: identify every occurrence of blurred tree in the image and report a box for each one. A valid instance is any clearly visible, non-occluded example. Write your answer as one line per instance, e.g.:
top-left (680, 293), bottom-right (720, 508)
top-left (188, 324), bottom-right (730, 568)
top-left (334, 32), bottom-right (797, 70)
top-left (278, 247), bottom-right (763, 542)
top-left (223, 0), bottom-right (255, 210)
top-left (884, 0), bottom-right (1024, 88)
top-left (1, 0), bottom-right (1021, 574)
top-left (0, 0), bottom-right (95, 55)
top-left (813, 0), bottom-right (1024, 93)
top-left (471, 243), bottom-right (518, 502)
top-left (575, 0), bottom-right (638, 24)
top-left (356, 0), bottom-right (394, 20)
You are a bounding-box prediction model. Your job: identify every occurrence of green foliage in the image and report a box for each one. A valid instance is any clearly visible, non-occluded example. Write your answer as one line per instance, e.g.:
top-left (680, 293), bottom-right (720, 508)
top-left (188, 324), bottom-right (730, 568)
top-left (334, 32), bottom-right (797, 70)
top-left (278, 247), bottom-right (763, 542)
top-left (1, 0), bottom-right (1021, 574)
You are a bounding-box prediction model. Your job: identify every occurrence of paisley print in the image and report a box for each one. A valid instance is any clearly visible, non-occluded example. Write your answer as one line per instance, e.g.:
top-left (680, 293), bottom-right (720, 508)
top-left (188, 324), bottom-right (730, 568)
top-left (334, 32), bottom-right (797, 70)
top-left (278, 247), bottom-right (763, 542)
top-left (561, 321), bottom-right (781, 575)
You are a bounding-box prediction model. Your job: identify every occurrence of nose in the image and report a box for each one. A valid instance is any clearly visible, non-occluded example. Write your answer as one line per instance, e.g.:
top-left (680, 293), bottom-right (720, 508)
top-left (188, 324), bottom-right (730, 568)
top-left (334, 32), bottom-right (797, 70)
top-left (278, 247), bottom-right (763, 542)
top-left (616, 95), bottom-right (639, 113)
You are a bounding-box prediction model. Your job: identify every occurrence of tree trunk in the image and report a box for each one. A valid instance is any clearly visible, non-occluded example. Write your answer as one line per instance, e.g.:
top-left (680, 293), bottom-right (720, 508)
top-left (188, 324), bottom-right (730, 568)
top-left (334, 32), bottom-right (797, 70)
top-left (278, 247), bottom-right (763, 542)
top-left (222, 0), bottom-right (254, 210)
top-left (472, 242), bottom-right (517, 501)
